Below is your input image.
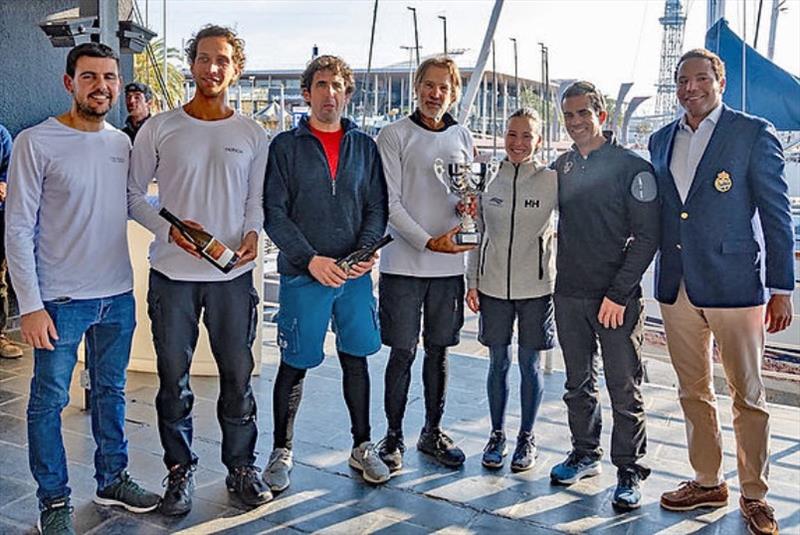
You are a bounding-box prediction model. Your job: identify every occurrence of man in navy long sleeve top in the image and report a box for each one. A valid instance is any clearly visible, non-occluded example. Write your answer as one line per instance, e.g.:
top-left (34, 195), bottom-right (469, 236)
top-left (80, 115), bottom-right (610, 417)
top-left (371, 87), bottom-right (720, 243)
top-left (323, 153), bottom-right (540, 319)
top-left (263, 55), bottom-right (389, 490)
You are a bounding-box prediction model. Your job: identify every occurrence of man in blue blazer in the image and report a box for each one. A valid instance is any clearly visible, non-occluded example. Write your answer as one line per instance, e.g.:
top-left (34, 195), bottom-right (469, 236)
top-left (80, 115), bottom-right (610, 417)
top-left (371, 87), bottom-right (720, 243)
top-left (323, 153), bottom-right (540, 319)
top-left (649, 48), bottom-right (793, 535)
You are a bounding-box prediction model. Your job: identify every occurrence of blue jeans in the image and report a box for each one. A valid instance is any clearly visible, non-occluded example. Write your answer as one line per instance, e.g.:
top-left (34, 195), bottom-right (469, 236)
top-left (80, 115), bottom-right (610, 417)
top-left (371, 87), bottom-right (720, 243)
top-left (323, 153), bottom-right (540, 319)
top-left (487, 345), bottom-right (544, 435)
top-left (27, 292), bottom-right (135, 506)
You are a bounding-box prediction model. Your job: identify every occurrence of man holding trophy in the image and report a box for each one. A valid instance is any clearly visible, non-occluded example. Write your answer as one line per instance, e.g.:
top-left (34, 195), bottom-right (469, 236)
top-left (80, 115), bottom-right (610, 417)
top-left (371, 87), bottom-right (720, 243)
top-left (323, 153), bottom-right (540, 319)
top-left (376, 56), bottom-right (477, 471)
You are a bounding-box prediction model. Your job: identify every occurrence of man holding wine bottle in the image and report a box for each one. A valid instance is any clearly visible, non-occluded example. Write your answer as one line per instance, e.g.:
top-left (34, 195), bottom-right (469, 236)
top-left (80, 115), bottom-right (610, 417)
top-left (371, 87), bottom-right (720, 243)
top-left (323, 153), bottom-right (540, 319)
top-left (127, 25), bottom-right (271, 514)
top-left (6, 43), bottom-right (161, 535)
top-left (263, 54), bottom-right (390, 489)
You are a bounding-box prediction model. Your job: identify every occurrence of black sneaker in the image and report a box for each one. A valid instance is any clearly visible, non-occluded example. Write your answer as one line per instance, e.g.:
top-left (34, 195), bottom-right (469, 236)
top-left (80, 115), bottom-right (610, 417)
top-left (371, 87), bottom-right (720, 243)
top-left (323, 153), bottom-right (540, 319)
top-left (511, 432), bottom-right (537, 472)
top-left (94, 470), bottom-right (160, 513)
top-left (481, 430), bottom-right (507, 469)
top-left (417, 427), bottom-right (465, 468)
top-left (377, 429), bottom-right (406, 473)
top-left (226, 465), bottom-right (273, 507)
top-left (38, 499), bottom-right (75, 535)
top-left (160, 464), bottom-right (195, 516)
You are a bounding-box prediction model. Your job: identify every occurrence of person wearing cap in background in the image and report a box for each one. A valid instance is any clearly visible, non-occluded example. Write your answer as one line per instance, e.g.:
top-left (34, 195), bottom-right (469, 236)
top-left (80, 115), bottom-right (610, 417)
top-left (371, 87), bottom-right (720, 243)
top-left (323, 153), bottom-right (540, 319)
top-left (0, 124), bottom-right (25, 360)
top-left (122, 81), bottom-right (152, 143)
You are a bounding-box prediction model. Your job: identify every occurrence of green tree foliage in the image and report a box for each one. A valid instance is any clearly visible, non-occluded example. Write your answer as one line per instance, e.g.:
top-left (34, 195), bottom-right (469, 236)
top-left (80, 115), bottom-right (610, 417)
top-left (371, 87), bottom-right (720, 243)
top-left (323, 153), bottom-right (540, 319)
top-left (133, 39), bottom-right (185, 111)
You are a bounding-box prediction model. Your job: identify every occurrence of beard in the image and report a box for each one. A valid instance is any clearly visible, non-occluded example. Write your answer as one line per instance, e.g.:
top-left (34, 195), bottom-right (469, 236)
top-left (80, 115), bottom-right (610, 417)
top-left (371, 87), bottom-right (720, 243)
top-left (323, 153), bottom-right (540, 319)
top-left (74, 93), bottom-right (111, 122)
top-left (420, 103), bottom-right (447, 124)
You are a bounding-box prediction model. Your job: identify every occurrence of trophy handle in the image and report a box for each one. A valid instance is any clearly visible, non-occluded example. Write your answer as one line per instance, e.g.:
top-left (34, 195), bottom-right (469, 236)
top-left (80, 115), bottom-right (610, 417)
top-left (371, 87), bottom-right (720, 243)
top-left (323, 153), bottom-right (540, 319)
top-left (433, 158), bottom-right (449, 191)
top-left (484, 158), bottom-right (500, 188)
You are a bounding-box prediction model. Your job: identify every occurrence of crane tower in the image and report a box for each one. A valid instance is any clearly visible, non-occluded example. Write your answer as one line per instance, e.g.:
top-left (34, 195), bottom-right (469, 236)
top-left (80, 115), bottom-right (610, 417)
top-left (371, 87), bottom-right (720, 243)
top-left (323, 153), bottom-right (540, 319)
top-left (654, 0), bottom-right (687, 121)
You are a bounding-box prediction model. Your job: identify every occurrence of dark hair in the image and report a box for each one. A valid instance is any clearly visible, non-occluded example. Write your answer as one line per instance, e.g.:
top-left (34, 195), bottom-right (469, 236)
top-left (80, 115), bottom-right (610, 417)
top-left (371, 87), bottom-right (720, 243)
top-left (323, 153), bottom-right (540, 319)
top-left (509, 107), bottom-right (541, 125)
top-left (125, 82), bottom-right (153, 101)
top-left (300, 55), bottom-right (356, 96)
top-left (675, 48), bottom-right (726, 82)
top-left (561, 80), bottom-right (606, 114)
top-left (66, 43), bottom-right (119, 78)
top-left (414, 56), bottom-right (462, 103)
top-left (185, 25), bottom-right (246, 75)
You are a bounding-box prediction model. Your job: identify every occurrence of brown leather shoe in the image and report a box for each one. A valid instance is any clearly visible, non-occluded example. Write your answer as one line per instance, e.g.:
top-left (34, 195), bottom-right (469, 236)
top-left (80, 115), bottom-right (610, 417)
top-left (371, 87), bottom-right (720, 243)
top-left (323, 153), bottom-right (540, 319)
top-left (660, 480), bottom-right (729, 511)
top-left (740, 496), bottom-right (779, 535)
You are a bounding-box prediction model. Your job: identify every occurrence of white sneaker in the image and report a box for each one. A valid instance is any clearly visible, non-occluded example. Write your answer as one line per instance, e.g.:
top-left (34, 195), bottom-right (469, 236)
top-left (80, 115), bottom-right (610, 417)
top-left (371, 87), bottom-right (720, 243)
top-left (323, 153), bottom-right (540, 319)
top-left (349, 441), bottom-right (390, 484)
top-left (0, 335), bottom-right (23, 359)
top-left (262, 448), bottom-right (293, 492)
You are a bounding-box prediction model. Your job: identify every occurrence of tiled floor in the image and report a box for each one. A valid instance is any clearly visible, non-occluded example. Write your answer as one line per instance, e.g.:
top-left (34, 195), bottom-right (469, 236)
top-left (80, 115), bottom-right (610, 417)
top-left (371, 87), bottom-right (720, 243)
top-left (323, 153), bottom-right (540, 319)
top-left (1, 322), bottom-right (798, 534)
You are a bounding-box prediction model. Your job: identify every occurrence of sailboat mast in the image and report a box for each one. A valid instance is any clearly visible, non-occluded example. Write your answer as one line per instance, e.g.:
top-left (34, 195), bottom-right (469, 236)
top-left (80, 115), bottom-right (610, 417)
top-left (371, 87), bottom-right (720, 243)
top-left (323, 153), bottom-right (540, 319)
top-left (457, 0), bottom-right (504, 124)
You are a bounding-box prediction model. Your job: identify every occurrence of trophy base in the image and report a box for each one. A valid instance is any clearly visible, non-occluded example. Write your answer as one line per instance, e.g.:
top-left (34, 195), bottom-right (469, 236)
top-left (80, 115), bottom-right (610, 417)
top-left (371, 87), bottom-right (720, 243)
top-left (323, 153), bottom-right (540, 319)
top-left (455, 232), bottom-right (481, 246)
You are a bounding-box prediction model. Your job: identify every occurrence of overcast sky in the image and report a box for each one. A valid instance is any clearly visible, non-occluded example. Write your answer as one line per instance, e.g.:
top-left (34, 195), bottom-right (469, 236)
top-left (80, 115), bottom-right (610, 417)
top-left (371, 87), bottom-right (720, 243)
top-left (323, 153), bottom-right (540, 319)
top-left (141, 0), bottom-right (799, 107)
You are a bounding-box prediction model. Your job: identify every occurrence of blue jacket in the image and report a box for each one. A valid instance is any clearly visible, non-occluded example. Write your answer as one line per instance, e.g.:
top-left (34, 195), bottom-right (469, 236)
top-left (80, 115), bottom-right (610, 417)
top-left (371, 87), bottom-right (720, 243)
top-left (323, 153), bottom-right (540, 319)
top-left (0, 124), bottom-right (11, 211)
top-left (264, 117), bottom-right (388, 275)
top-left (648, 105), bottom-right (794, 307)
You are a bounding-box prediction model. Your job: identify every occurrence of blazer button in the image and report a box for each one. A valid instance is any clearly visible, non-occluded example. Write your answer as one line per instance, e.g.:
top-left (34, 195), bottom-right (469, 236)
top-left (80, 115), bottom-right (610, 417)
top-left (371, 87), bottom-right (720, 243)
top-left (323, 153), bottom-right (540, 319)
top-left (680, 212), bottom-right (689, 220)
top-left (676, 244), bottom-right (682, 250)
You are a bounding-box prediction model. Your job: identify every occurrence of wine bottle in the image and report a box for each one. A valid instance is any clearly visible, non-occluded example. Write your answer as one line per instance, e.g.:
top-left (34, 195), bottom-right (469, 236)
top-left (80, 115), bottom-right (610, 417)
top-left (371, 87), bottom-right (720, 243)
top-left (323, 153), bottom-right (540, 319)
top-left (159, 208), bottom-right (240, 273)
top-left (335, 234), bottom-right (394, 272)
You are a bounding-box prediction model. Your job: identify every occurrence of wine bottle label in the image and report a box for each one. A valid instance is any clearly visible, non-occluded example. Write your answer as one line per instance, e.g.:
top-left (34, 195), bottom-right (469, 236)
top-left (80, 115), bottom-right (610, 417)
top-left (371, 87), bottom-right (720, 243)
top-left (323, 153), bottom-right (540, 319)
top-left (203, 238), bottom-right (235, 268)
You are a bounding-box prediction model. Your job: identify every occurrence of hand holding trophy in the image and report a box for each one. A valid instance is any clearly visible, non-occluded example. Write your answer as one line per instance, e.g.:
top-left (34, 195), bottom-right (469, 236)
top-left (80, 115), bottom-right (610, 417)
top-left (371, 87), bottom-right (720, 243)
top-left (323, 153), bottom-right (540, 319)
top-left (433, 157), bottom-right (500, 245)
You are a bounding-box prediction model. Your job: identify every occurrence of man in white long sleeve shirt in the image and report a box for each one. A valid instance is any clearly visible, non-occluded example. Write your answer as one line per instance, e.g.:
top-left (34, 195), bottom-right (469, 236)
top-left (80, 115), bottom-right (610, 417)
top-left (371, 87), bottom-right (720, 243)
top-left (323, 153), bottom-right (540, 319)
top-left (127, 25), bottom-right (271, 514)
top-left (6, 43), bottom-right (160, 535)
top-left (375, 56), bottom-right (475, 472)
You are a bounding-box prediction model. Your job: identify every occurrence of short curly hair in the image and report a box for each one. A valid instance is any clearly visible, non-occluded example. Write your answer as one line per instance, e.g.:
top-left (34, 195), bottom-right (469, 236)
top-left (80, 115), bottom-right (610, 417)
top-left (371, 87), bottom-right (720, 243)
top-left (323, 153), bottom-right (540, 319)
top-left (300, 55), bottom-right (356, 97)
top-left (185, 25), bottom-right (246, 76)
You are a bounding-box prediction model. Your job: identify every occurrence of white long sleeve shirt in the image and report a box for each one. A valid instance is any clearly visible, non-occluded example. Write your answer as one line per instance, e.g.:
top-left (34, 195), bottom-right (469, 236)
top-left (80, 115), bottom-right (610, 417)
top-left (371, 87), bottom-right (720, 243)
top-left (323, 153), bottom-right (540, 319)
top-left (5, 118), bottom-right (133, 315)
top-left (128, 108), bottom-right (268, 281)
top-left (376, 116), bottom-right (475, 277)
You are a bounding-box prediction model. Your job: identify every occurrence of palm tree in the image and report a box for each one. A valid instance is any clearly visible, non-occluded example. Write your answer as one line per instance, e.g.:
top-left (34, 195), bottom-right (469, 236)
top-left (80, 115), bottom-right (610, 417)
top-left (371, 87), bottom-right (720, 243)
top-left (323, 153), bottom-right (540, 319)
top-left (133, 39), bottom-right (185, 111)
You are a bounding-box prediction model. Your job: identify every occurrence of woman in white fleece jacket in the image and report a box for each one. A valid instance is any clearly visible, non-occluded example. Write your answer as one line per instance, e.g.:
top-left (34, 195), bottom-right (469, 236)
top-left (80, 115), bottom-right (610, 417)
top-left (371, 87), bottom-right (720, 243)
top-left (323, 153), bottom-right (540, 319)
top-left (466, 108), bottom-right (557, 472)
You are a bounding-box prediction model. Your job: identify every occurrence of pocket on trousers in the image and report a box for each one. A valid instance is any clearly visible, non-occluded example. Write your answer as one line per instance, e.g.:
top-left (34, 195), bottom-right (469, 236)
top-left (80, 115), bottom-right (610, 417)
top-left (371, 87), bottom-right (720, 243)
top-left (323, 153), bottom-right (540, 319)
top-left (276, 316), bottom-right (299, 355)
top-left (246, 288), bottom-right (260, 347)
top-left (146, 286), bottom-right (166, 350)
top-left (371, 300), bottom-right (380, 331)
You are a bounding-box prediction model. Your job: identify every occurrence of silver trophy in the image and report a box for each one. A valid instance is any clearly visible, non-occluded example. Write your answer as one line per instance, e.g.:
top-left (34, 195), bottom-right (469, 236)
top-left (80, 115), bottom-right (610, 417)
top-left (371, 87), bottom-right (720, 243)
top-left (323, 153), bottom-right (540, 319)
top-left (433, 157), bottom-right (500, 245)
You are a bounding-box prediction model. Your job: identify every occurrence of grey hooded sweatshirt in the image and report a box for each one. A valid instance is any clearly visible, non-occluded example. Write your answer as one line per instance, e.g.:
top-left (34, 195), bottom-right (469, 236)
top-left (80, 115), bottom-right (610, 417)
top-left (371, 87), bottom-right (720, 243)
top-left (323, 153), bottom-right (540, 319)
top-left (466, 159), bottom-right (558, 300)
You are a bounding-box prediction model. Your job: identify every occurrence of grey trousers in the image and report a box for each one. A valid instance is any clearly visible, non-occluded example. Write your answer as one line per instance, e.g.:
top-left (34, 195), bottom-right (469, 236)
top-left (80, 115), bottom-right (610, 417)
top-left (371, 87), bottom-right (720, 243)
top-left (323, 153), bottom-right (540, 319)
top-left (554, 294), bottom-right (647, 468)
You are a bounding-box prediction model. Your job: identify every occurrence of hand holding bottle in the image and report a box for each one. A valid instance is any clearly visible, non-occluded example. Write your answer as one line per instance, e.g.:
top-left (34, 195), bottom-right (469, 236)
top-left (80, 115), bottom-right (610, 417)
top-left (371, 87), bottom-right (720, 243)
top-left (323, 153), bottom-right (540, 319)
top-left (159, 208), bottom-right (240, 273)
top-left (346, 254), bottom-right (377, 278)
top-left (234, 231), bottom-right (259, 268)
top-left (169, 219), bottom-right (204, 259)
top-left (308, 256), bottom-right (348, 287)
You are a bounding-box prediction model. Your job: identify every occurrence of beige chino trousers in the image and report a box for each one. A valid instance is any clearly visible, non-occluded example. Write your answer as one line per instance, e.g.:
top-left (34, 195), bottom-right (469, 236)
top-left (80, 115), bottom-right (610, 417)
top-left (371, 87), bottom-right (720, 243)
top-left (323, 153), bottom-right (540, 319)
top-left (659, 284), bottom-right (770, 500)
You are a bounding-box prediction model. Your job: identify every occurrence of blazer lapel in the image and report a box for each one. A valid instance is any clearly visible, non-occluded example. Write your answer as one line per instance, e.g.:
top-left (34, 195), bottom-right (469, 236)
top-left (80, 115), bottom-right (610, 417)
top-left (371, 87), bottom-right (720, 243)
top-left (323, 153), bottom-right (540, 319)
top-left (659, 120), bottom-right (682, 205)
top-left (684, 106), bottom-right (736, 204)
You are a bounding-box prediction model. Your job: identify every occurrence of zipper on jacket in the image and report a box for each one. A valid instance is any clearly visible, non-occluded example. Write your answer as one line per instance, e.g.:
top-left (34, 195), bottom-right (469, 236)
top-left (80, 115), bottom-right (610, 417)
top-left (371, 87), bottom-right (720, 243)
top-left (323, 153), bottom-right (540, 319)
top-left (479, 238), bottom-right (489, 277)
top-left (309, 130), bottom-right (345, 197)
top-left (506, 164), bottom-right (520, 299)
top-left (538, 236), bottom-right (544, 280)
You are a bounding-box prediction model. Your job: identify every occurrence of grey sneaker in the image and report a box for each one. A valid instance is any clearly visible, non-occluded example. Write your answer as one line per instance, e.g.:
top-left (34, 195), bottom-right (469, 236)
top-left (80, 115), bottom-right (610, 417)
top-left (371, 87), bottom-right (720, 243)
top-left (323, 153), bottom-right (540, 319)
top-left (263, 448), bottom-right (293, 492)
top-left (349, 441), bottom-right (390, 484)
top-left (94, 471), bottom-right (160, 513)
top-left (38, 499), bottom-right (75, 535)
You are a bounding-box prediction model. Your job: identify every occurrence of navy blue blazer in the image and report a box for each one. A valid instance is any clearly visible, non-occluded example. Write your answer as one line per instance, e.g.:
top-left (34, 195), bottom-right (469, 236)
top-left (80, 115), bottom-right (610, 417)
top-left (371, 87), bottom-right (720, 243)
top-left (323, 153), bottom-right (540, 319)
top-left (648, 105), bottom-right (794, 308)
